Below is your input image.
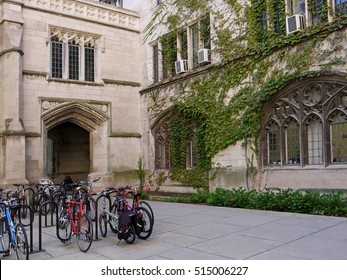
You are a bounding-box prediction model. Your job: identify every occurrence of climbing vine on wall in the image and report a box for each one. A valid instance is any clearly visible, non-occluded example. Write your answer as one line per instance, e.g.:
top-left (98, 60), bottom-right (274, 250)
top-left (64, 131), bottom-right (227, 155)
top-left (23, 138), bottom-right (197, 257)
top-left (146, 0), bottom-right (347, 188)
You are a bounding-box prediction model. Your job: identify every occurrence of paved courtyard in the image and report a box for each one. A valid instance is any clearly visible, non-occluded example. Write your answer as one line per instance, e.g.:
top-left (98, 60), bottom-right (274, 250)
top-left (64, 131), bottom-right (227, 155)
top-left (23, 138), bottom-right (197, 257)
top-left (2, 201), bottom-right (347, 260)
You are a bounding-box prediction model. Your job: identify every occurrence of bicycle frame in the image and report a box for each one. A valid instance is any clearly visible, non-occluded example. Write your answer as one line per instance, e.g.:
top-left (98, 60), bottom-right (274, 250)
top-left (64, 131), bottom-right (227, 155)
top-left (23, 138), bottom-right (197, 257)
top-left (100, 207), bottom-right (119, 229)
top-left (66, 200), bottom-right (84, 235)
top-left (4, 205), bottom-right (17, 247)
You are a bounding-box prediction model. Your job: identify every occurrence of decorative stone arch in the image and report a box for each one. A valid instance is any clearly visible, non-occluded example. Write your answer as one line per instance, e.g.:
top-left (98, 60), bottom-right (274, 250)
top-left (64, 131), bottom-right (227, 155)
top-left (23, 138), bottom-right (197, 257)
top-left (41, 101), bottom-right (109, 180)
top-left (42, 101), bottom-right (108, 132)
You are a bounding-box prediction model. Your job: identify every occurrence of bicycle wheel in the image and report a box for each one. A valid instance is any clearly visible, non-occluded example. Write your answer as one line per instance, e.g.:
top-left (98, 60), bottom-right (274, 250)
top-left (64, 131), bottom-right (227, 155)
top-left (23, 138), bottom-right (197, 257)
top-left (139, 200), bottom-right (154, 225)
top-left (15, 223), bottom-right (29, 260)
top-left (109, 203), bottom-right (120, 233)
top-left (76, 213), bottom-right (93, 252)
top-left (124, 223), bottom-right (135, 244)
top-left (99, 213), bottom-right (108, 237)
top-left (57, 212), bottom-right (72, 242)
top-left (97, 195), bottom-right (111, 214)
top-left (135, 207), bottom-right (153, 240)
top-left (32, 192), bottom-right (49, 213)
top-left (0, 217), bottom-right (10, 253)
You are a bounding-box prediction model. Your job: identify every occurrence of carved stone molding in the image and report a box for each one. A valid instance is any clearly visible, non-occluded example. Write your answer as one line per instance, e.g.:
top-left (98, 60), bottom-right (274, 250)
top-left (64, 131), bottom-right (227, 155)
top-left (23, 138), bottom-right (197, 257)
top-left (40, 98), bottom-right (110, 116)
top-left (23, 0), bottom-right (139, 31)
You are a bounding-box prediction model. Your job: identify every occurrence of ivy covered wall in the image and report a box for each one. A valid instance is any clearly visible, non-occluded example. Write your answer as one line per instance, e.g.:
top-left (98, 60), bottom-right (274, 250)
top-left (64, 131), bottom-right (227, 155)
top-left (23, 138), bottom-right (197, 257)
top-left (141, 0), bottom-right (347, 191)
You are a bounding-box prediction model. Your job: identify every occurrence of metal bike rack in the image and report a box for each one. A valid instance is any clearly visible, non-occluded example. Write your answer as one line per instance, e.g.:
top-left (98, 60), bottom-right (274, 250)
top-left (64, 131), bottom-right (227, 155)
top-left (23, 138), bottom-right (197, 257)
top-left (38, 201), bottom-right (58, 252)
top-left (18, 205), bottom-right (35, 253)
top-left (94, 194), bottom-right (111, 240)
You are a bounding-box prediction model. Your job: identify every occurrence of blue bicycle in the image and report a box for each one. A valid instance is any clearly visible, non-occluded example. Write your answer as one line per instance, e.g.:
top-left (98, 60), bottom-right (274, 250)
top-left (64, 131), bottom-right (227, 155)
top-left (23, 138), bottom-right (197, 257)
top-left (0, 191), bottom-right (29, 260)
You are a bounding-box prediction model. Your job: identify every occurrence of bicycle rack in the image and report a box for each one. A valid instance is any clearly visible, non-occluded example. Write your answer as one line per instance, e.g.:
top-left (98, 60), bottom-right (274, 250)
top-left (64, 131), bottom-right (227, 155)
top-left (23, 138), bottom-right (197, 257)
top-left (94, 194), bottom-right (111, 240)
top-left (38, 201), bottom-right (58, 252)
top-left (18, 205), bottom-right (35, 253)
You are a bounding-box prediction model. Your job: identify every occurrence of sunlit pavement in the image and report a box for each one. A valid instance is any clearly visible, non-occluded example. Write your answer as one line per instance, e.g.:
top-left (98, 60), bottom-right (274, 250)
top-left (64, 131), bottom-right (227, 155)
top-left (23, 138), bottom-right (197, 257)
top-left (2, 200), bottom-right (347, 260)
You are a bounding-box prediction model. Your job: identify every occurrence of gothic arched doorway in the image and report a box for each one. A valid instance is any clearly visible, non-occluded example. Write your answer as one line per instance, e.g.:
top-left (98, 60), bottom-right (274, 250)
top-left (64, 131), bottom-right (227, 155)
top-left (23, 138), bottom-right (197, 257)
top-left (47, 122), bottom-right (90, 181)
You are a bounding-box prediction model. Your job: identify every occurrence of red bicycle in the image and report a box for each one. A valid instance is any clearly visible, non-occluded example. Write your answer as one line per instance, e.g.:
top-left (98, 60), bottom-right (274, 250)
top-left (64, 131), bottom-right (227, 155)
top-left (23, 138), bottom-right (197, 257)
top-left (57, 194), bottom-right (93, 252)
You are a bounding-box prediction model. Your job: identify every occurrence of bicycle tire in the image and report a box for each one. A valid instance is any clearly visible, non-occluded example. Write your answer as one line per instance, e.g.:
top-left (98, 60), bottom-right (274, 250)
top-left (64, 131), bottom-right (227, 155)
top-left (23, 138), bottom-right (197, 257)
top-left (57, 211), bottom-right (72, 242)
top-left (15, 223), bottom-right (29, 260)
top-left (139, 200), bottom-right (154, 225)
top-left (32, 192), bottom-right (49, 213)
top-left (135, 206), bottom-right (153, 240)
top-left (0, 217), bottom-right (10, 253)
top-left (124, 223), bottom-right (136, 244)
top-left (76, 213), bottom-right (93, 252)
top-left (99, 213), bottom-right (108, 237)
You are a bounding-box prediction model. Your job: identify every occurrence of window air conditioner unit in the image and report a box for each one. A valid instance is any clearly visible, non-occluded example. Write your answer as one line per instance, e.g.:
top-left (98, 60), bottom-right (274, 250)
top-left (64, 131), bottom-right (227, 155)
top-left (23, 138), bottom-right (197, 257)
top-left (175, 60), bottom-right (188, 74)
top-left (198, 48), bottom-right (210, 64)
top-left (286, 14), bottom-right (305, 34)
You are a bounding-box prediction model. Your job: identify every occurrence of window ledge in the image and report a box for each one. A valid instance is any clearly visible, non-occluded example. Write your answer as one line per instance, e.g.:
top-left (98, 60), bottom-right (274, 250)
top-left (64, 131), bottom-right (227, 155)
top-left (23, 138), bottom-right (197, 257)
top-left (48, 78), bottom-right (103, 86)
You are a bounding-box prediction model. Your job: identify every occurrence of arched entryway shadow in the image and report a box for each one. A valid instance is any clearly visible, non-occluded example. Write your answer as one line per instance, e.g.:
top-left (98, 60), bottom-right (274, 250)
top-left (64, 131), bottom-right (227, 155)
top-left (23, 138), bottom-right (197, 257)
top-left (42, 101), bottom-right (109, 181)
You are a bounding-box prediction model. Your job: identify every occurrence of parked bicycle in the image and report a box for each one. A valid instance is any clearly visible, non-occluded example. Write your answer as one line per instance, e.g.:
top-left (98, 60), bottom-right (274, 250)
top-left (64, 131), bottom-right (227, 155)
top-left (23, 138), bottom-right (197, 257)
top-left (98, 186), bottom-right (153, 242)
top-left (121, 183), bottom-right (154, 225)
top-left (10, 184), bottom-right (35, 223)
top-left (74, 177), bottom-right (100, 221)
top-left (32, 179), bottom-right (59, 213)
top-left (57, 193), bottom-right (93, 252)
top-left (0, 191), bottom-right (29, 260)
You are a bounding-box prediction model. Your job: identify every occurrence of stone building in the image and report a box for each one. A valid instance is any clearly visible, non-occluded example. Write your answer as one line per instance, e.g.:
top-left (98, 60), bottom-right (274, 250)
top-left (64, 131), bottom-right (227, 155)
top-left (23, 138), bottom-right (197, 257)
top-left (0, 0), bottom-right (142, 187)
top-left (133, 0), bottom-right (347, 192)
top-left (1, 0), bottom-right (347, 192)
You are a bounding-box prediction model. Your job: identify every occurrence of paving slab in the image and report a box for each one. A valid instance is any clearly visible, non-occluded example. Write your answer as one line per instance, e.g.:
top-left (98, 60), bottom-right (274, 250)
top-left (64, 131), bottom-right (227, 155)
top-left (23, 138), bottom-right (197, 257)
top-left (1, 201), bottom-right (347, 260)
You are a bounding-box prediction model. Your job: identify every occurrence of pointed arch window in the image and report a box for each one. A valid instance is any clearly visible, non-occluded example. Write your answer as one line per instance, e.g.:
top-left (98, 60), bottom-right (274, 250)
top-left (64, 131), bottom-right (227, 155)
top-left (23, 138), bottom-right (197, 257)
top-left (154, 121), bottom-right (171, 169)
top-left (261, 78), bottom-right (347, 168)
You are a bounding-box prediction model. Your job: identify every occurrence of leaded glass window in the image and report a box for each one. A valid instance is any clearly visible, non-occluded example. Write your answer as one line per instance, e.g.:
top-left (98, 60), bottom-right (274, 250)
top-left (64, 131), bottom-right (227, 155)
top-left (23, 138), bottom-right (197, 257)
top-left (85, 44), bottom-right (95, 82)
top-left (51, 36), bottom-right (63, 79)
top-left (331, 113), bottom-right (347, 163)
top-left (68, 40), bottom-right (80, 80)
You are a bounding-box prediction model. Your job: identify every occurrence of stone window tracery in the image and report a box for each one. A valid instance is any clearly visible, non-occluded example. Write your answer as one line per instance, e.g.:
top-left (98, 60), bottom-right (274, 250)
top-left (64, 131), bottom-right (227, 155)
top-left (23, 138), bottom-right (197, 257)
top-left (50, 29), bottom-right (99, 82)
top-left (261, 78), bottom-right (347, 168)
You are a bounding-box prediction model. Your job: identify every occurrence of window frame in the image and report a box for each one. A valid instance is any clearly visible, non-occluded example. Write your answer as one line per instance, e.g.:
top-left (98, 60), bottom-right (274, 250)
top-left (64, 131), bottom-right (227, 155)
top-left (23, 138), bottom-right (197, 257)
top-left (261, 78), bottom-right (347, 169)
top-left (50, 31), bottom-right (98, 83)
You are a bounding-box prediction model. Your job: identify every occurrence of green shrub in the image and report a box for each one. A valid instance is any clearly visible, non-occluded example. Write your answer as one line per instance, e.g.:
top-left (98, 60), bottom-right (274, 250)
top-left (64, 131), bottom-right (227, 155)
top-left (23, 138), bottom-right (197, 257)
top-left (190, 187), bottom-right (347, 217)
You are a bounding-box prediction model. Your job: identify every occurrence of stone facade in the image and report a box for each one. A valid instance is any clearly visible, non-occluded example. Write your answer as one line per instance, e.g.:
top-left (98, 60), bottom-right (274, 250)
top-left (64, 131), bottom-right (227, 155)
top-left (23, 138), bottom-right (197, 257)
top-left (1, 0), bottom-right (347, 192)
top-left (0, 0), bottom-right (142, 188)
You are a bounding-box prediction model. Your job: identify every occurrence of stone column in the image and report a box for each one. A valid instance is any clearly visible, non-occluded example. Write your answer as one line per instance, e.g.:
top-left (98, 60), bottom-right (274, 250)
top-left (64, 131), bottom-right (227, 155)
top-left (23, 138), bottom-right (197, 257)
top-left (0, 0), bottom-right (27, 185)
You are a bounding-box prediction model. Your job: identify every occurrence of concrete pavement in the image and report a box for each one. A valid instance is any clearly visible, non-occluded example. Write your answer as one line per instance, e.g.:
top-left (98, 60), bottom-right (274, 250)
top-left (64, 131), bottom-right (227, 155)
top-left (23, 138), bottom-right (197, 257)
top-left (2, 201), bottom-right (347, 260)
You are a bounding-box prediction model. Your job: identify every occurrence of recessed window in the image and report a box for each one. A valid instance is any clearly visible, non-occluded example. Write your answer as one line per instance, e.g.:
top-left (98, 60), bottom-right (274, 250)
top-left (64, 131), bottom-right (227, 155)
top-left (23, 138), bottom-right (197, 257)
top-left (261, 79), bottom-right (347, 168)
top-left (51, 37), bottom-right (63, 79)
top-left (331, 113), bottom-right (347, 163)
top-left (50, 31), bottom-right (98, 82)
top-left (68, 40), bottom-right (80, 80)
top-left (84, 44), bottom-right (95, 82)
